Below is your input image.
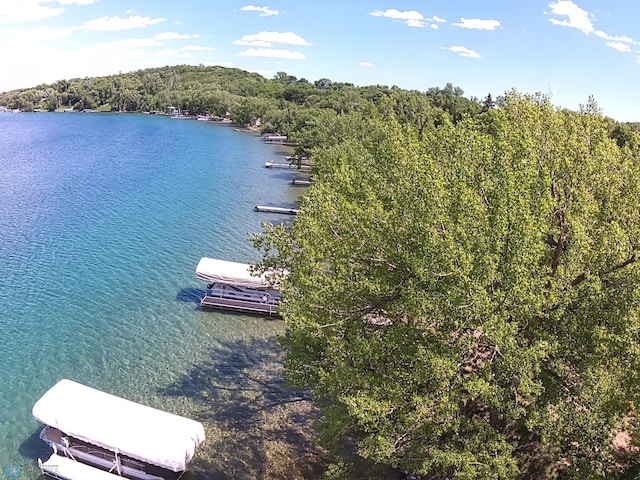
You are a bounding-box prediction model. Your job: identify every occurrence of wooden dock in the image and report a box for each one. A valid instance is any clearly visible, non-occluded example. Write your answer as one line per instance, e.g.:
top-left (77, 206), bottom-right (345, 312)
top-left (200, 295), bottom-right (279, 316)
top-left (254, 205), bottom-right (299, 215)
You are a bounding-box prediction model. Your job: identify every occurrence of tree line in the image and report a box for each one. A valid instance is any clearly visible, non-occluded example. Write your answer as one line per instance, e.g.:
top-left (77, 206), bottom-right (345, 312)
top-left (2, 64), bottom-right (636, 150)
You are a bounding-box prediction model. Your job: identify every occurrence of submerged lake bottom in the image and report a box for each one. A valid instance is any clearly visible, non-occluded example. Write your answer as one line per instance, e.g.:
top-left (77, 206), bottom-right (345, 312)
top-left (0, 112), bottom-right (320, 479)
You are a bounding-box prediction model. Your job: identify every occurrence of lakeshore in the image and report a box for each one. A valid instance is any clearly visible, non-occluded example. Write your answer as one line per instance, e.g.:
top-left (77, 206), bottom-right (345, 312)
top-left (0, 112), bottom-right (318, 479)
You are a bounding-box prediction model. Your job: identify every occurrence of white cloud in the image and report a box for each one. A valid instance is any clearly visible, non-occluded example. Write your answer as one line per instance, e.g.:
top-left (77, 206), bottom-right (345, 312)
top-left (448, 45), bottom-right (482, 58)
top-left (548, 0), bottom-right (594, 34)
top-left (235, 31), bottom-right (311, 46)
top-left (3, 24), bottom-right (76, 42)
top-left (182, 45), bottom-right (216, 52)
top-left (235, 39), bottom-right (273, 47)
top-left (549, 3), bottom-right (636, 55)
top-left (154, 49), bottom-right (194, 59)
top-left (430, 16), bottom-right (446, 23)
top-left (236, 48), bottom-right (306, 59)
top-left (0, 2), bottom-right (63, 24)
top-left (240, 5), bottom-right (279, 16)
top-left (0, 0), bottom-right (96, 25)
top-left (430, 24), bottom-right (439, 30)
top-left (82, 15), bottom-right (166, 32)
top-left (595, 30), bottom-right (633, 43)
top-left (0, 26), bottom-right (220, 93)
top-left (454, 18), bottom-right (501, 30)
top-left (358, 61), bottom-right (374, 67)
top-left (154, 32), bottom-right (200, 41)
top-left (370, 9), bottom-right (425, 28)
top-left (606, 42), bottom-right (631, 52)
top-left (58, 0), bottom-right (96, 4)
top-left (96, 37), bottom-right (163, 49)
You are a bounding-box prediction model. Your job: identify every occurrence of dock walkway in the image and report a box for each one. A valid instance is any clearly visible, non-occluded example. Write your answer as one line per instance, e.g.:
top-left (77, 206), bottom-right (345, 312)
top-left (291, 179), bottom-right (313, 186)
top-left (254, 205), bottom-right (299, 215)
top-left (265, 161), bottom-right (311, 171)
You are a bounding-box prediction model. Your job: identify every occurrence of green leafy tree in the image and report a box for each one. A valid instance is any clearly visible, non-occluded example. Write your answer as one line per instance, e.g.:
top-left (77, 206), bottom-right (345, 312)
top-left (381, 88), bottom-right (439, 139)
top-left (230, 96), bottom-right (275, 127)
top-left (274, 71), bottom-right (298, 84)
top-left (254, 92), bottom-right (640, 479)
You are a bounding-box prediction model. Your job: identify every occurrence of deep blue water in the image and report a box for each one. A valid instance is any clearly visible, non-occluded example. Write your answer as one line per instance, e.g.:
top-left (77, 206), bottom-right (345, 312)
top-left (0, 112), bottom-right (301, 479)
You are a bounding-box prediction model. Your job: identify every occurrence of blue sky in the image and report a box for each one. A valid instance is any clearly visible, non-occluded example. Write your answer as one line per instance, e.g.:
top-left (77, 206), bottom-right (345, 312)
top-left (0, 1), bottom-right (638, 121)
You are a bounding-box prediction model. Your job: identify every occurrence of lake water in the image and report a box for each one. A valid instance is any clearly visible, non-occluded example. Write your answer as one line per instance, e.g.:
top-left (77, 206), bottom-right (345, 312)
top-left (0, 112), bottom-right (308, 479)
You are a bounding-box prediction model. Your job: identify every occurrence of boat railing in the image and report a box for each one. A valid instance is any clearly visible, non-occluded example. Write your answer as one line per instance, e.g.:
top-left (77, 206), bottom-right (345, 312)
top-left (41, 426), bottom-right (164, 480)
top-left (207, 284), bottom-right (280, 305)
top-left (67, 446), bottom-right (158, 478)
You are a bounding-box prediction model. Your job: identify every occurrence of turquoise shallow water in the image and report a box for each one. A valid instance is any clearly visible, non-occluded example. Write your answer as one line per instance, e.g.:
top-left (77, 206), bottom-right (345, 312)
top-left (0, 112), bottom-right (302, 479)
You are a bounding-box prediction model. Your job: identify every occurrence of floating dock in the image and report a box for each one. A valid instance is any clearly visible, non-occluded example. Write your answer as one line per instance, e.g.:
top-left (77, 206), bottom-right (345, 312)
top-left (265, 161), bottom-right (311, 171)
top-left (262, 134), bottom-right (288, 144)
top-left (254, 205), bottom-right (299, 215)
top-left (291, 178), bottom-right (313, 186)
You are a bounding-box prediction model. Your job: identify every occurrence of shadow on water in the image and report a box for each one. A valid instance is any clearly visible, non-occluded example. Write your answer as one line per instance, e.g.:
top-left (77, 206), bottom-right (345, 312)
top-left (18, 341), bottom-right (322, 480)
top-left (267, 171), bottom-right (303, 181)
top-left (263, 217), bottom-right (295, 228)
top-left (177, 287), bottom-right (207, 304)
top-left (160, 337), bottom-right (325, 480)
top-left (18, 428), bottom-right (52, 477)
top-left (272, 149), bottom-right (293, 158)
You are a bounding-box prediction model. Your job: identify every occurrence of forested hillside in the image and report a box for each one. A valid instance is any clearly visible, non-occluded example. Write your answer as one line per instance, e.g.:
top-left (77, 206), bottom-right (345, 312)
top-left (0, 65), bottom-right (479, 129)
top-left (2, 64), bottom-right (637, 149)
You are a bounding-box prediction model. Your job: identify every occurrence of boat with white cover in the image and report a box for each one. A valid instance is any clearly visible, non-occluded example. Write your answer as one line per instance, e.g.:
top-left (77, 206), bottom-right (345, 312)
top-left (195, 257), bottom-right (283, 316)
top-left (33, 379), bottom-right (205, 480)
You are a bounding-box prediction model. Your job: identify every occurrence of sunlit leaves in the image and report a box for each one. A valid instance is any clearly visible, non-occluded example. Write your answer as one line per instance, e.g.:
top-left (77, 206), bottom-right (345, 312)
top-left (255, 92), bottom-right (640, 478)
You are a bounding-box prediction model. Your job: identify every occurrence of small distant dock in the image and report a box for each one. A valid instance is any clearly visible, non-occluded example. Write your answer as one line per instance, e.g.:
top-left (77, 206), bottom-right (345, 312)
top-left (262, 134), bottom-right (288, 144)
top-left (291, 178), bottom-right (313, 186)
top-left (254, 205), bottom-right (299, 215)
top-left (265, 161), bottom-right (311, 171)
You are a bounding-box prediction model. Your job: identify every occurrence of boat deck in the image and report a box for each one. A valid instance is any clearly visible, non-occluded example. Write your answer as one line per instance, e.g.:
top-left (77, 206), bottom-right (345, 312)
top-left (200, 295), bottom-right (279, 316)
top-left (40, 427), bottom-right (179, 480)
top-left (40, 453), bottom-right (124, 480)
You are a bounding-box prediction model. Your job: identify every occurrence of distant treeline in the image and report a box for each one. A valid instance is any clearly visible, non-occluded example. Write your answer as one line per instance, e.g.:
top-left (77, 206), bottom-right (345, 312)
top-left (1, 65), bottom-right (638, 150)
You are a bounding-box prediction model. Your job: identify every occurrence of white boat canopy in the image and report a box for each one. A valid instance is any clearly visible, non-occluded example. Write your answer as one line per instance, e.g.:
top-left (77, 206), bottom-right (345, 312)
top-left (32, 379), bottom-right (205, 473)
top-left (196, 257), bottom-right (280, 289)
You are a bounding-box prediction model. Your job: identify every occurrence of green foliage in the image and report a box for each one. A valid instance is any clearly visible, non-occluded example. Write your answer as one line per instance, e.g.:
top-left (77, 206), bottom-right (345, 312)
top-left (1, 67), bottom-right (486, 141)
top-left (0, 65), bottom-right (267, 115)
top-left (254, 92), bottom-right (640, 479)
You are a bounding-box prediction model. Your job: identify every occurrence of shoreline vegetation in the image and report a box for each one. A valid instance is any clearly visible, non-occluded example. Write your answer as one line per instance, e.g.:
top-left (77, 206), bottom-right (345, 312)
top-left (4, 65), bottom-right (640, 479)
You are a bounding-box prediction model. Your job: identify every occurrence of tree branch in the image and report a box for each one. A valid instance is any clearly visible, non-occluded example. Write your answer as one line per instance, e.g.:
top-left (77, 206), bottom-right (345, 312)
top-left (571, 253), bottom-right (637, 288)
